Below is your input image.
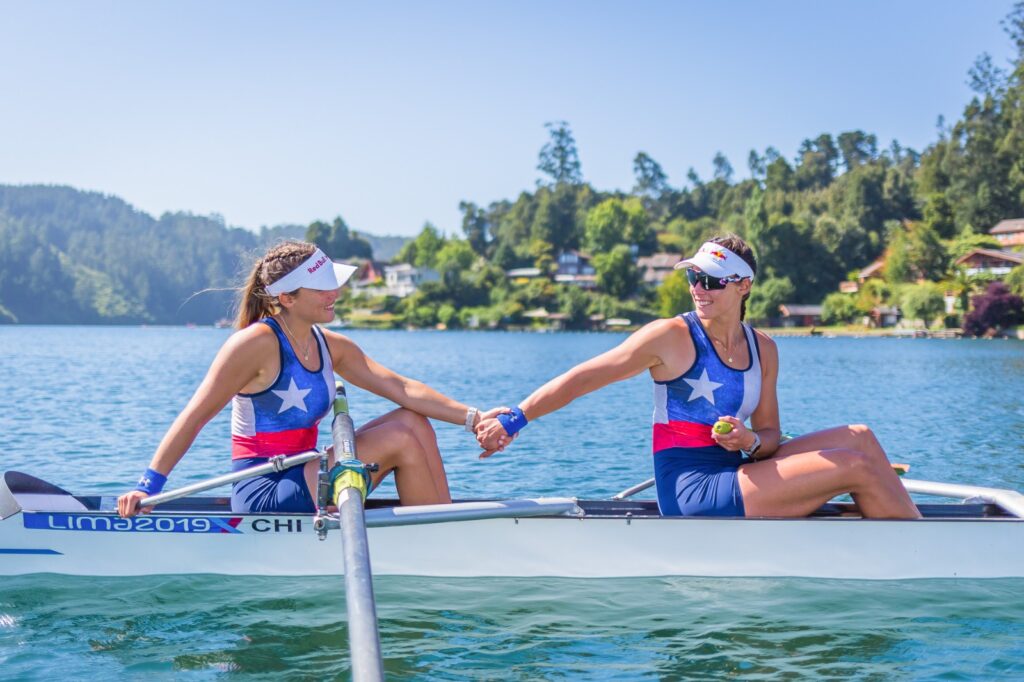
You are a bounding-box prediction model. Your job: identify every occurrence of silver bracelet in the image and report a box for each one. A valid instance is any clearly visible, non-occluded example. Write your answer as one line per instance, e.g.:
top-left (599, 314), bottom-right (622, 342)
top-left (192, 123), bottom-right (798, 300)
top-left (464, 407), bottom-right (479, 432)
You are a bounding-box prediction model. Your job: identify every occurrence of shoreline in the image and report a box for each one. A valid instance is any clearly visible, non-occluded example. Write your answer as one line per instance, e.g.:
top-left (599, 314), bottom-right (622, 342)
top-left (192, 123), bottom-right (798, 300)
top-left (4, 323), bottom-right (1023, 340)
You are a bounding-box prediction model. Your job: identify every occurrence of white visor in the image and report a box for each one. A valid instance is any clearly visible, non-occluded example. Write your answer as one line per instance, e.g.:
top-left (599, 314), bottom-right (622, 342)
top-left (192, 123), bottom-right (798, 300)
top-left (265, 248), bottom-right (358, 296)
top-left (674, 242), bottom-right (755, 280)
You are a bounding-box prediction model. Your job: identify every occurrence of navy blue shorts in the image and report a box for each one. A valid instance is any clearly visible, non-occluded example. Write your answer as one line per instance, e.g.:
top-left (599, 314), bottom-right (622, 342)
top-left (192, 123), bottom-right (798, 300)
top-left (231, 457), bottom-right (316, 514)
top-left (653, 446), bottom-right (746, 517)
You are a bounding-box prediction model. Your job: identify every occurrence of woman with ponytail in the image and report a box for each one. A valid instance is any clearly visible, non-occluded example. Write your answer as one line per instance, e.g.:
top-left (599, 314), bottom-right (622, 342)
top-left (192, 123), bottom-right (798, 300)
top-left (119, 241), bottom-right (501, 517)
top-left (475, 234), bottom-right (920, 520)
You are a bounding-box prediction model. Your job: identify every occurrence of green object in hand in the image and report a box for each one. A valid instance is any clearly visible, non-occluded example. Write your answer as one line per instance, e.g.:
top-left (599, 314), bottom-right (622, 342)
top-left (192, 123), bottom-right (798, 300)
top-left (712, 420), bottom-right (733, 435)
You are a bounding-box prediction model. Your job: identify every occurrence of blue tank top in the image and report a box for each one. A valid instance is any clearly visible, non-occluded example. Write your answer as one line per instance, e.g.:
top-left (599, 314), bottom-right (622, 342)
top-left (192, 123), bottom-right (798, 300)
top-left (230, 318), bottom-right (336, 458)
top-left (652, 312), bottom-right (762, 452)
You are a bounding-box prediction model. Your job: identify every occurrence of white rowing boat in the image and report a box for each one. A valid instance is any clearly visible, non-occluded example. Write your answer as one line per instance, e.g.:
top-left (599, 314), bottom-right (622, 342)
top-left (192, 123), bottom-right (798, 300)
top-left (2, 469), bottom-right (1022, 580)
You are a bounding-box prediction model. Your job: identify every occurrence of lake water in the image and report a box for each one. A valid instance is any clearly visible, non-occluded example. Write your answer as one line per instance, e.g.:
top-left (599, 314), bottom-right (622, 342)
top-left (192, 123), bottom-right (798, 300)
top-left (1, 326), bottom-right (1023, 679)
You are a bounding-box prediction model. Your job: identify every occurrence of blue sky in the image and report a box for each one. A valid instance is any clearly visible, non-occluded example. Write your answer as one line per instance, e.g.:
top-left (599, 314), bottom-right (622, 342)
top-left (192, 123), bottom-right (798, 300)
top-left (0, 1), bottom-right (1016, 237)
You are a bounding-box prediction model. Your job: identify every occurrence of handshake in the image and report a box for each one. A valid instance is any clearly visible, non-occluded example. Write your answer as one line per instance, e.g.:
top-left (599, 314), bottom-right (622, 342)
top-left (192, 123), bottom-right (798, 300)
top-left (471, 406), bottom-right (528, 459)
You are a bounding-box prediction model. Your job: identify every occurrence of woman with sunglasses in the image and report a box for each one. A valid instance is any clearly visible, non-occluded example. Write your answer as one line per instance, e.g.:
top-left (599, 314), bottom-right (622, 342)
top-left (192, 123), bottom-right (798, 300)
top-left (118, 240), bottom-right (500, 518)
top-left (475, 235), bottom-right (920, 519)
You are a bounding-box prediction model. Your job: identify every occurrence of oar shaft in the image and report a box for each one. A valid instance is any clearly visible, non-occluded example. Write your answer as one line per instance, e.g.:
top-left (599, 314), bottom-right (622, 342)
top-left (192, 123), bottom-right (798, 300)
top-left (331, 381), bottom-right (384, 682)
top-left (338, 486), bottom-right (383, 680)
top-left (138, 451), bottom-right (321, 509)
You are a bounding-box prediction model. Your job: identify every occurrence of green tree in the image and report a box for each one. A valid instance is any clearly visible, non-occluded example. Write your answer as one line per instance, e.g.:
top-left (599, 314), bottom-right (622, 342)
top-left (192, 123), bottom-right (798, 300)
top-left (459, 201), bottom-right (490, 255)
top-left (1005, 264), bottom-right (1024, 297)
top-left (906, 222), bottom-right (949, 280)
top-left (821, 292), bottom-right (859, 324)
top-left (537, 121), bottom-right (582, 185)
top-left (883, 226), bottom-right (912, 284)
top-left (657, 269), bottom-right (693, 317)
top-left (593, 244), bottom-right (638, 298)
top-left (434, 239), bottom-right (476, 288)
top-left (746, 276), bottom-right (795, 323)
top-left (396, 223), bottom-right (445, 268)
top-left (557, 284), bottom-right (590, 328)
top-left (306, 216), bottom-right (373, 260)
top-left (899, 282), bottom-right (945, 327)
top-left (836, 130), bottom-right (878, 171)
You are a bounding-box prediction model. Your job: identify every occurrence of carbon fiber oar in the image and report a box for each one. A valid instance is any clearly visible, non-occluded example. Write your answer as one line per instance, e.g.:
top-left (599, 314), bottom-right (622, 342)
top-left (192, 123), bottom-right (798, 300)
top-left (329, 381), bottom-right (383, 682)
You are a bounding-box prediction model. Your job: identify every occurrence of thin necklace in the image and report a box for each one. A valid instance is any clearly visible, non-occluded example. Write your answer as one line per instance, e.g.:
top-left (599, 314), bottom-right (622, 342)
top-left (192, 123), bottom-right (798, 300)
top-left (277, 315), bottom-right (313, 362)
top-left (708, 330), bottom-right (743, 364)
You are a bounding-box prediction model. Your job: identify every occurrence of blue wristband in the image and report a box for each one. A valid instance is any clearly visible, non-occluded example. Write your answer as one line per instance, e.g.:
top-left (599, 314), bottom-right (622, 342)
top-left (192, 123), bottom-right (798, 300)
top-left (135, 468), bottom-right (167, 495)
top-left (496, 406), bottom-right (529, 437)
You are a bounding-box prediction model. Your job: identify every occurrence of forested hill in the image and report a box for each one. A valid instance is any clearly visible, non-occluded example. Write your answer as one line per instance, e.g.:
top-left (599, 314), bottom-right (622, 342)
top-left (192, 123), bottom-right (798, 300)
top-left (0, 185), bottom-right (401, 325)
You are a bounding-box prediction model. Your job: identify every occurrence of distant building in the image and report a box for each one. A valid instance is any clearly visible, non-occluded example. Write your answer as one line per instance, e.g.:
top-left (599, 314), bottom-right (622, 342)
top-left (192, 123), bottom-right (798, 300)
top-left (381, 263), bottom-right (439, 297)
top-left (954, 248), bottom-right (1024, 277)
top-left (551, 250), bottom-right (597, 288)
top-left (866, 306), bottom-right (900, 328)
top-left (777, 304), bottom-right (823, 327)
top-left (557, 272), bottom-right (602, 288)
top-left (347, 260), bottom-right (387, 295)
top-left (989, 219), bottom-right (1024, 247)
top-left (556, 249), bottom-right (595, 277)
top-left (838, 258), bottom-right (885, 294)
top-left (506, 267), bottom-right (544, 284)
top-left (637, 253), bottom-right (682, 288)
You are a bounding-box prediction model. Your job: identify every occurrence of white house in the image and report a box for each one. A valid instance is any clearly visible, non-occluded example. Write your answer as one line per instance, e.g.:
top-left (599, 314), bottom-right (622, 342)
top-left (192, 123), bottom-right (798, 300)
top-left (382, 263), bottom-right (440, 297)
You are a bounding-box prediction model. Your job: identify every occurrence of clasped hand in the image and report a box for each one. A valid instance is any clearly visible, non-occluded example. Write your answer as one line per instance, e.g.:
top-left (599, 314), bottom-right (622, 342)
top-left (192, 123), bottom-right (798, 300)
top-left (474, 407), bottom-right (515, 459)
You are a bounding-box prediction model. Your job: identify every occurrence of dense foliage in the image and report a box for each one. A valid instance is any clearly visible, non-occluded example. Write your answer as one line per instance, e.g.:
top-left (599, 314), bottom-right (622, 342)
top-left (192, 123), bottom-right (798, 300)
top-left (3, 5), bottom-right (1024, 328)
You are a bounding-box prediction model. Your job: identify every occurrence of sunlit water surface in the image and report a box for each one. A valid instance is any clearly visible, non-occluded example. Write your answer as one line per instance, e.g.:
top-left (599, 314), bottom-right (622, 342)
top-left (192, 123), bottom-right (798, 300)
top-left (1, 327), bottom-right (1022, 679)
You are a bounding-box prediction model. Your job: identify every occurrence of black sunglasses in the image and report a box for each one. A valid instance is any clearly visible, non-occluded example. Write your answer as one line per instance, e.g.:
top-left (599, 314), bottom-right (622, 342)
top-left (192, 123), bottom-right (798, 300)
top-left (685, 269), bottom-right (745, 290)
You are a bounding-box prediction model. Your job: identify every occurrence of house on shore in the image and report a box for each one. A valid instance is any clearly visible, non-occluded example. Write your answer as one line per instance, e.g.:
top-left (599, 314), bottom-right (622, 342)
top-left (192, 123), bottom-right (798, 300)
top-left (347, 260), bottom-right (388, 295)
top-left (954, 248), bottom-right (1024, 277)
top-left (554, 250), bottom-right (597, 288)
top-left (990, 218), bottom-right (1024, 247)
top-left (637, 253), bottom-right (682, 288)
top-left (380, 263), bottom-right (440, 297)
top-left (839, 259), bottom-right (885, 293)
top-left (777, 304), bottom-right (823, 327)
top-left (866, 306), bottom-right (900, 328)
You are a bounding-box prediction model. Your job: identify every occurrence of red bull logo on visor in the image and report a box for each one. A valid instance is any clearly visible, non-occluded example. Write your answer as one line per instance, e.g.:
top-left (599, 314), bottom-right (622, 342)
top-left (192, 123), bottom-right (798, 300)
top-left (307, 256), bottom-right (328, 274)
top-left (700, 245), bottom-right (728, 262)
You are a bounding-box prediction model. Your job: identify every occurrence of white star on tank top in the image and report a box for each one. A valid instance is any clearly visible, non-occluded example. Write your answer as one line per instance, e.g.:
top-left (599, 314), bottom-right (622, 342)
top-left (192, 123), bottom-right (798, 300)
top-left (683, 368), bottom-right (722, 405)
top-left (273, 378), bottom-right (311, 413)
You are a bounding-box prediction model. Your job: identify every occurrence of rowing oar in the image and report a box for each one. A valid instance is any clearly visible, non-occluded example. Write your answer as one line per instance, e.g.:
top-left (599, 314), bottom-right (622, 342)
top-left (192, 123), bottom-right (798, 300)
top-left (137, 450), bottom-right (322, 509)
top-left (328, 381), bottom-right (384, 682)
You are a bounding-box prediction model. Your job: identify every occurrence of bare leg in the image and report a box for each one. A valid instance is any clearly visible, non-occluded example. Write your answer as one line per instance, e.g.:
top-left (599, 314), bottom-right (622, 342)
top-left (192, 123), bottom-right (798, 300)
top-left (302, 419), bottom-right (449, 506)
top-left (737, 424), bottom-right (920, 519)
top-left (356, 408), bottom-right (450, 501)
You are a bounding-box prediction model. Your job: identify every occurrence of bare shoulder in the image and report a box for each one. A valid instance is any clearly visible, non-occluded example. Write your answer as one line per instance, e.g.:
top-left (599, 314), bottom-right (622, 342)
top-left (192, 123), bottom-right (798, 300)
top-left (630, 316), bottom-right (688, 345)
top-left (222, 322), bottom-right (278, 356)
top-left (750, 327), bottom-right (779, 368)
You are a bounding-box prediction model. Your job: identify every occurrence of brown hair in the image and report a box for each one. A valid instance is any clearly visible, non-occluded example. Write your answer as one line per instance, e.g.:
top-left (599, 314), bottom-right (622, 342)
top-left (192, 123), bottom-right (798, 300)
top-left (234, 241), bottom-right (317, 329)
top-left (710, 234), bottom-right (757, 321)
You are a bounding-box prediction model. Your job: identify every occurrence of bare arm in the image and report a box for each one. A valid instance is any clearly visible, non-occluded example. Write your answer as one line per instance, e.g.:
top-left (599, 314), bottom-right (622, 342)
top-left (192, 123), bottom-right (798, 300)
top-left (518, 321), bottom-right (671, 420)
top-left (326, 331), bottom-right (472, 425)
top-left (474, 319), bottom-right (680, 455)
top-left (118, 327), bottom-right (274, 516)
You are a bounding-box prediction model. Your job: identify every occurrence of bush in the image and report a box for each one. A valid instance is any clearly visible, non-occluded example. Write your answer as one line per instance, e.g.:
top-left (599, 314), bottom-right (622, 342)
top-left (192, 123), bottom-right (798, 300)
top-left (962, 282), bottom-right (1024, 336)
top-left (821, 292), bottom-right (859, 325)
top-left (898, 282), bottom-right (945, 328)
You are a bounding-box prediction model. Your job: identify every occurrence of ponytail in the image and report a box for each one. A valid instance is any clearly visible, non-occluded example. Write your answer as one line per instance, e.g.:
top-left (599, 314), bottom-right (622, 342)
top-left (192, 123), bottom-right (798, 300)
top-left (233, 241), bottom-right (317, 329)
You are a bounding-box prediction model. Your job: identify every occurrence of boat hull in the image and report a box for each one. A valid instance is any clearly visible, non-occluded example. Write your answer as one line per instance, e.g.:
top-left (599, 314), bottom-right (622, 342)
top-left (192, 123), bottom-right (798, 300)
top-left (2, 507), bottom-right (1021, 580)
